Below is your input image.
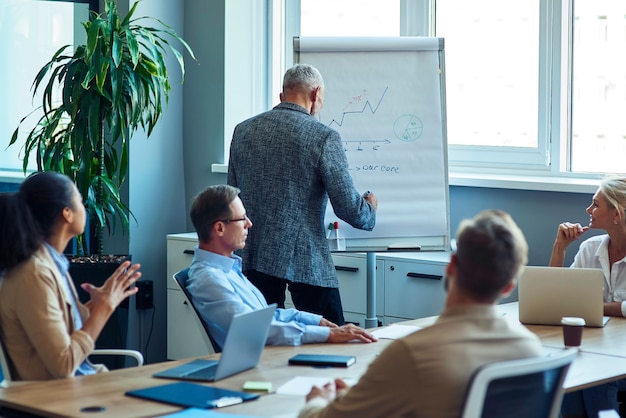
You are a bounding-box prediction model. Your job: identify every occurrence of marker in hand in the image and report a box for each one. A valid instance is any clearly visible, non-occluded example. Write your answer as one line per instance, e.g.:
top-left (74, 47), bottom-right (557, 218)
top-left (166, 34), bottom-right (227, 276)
top-left (362, 190), bottom-right (378, 210)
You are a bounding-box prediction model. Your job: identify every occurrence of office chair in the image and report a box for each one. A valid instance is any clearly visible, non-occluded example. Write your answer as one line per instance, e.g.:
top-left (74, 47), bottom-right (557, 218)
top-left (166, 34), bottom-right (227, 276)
top-left (173, 268), bottom-right (221, 353)
top-left (0, 337), bottom-right (143, 387)
top-left (461, 348), bottom-right (577, 418)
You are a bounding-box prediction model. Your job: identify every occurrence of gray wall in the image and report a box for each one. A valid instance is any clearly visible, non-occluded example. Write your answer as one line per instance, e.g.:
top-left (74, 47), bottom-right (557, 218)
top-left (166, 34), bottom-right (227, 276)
top-left (449, 186), bottom-right (599, 268)
top-left (183, 0), bottom-right (228, 213)
top-left (126, 0), bottom-right (187, 363)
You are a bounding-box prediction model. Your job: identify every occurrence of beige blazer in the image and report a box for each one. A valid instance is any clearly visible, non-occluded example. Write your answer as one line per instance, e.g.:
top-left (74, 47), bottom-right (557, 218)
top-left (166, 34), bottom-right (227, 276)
top-left (0, 247), bottom-right (106, 380)
top-left (298, 305), bottom-right (543, 418)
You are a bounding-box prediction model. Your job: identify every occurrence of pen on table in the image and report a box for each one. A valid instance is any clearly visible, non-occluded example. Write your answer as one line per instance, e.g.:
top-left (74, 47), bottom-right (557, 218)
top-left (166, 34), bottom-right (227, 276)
top-left (208, 396), bottom-right (243, 408)
top-left (333, 221), bottom-right (340, 239)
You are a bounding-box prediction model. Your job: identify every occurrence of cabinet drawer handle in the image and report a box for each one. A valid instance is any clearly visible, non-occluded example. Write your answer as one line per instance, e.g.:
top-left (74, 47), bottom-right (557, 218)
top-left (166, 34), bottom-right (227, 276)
top-left (335, 266), bottom-right (359, 273)
top-left (406, 272), bottom-right (442, 281)
top-left (183, 249), bottom-right (195, 255)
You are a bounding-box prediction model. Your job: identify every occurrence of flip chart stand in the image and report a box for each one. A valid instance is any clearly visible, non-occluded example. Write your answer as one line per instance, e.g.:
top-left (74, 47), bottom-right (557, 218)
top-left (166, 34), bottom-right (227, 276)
top-left (365, 252), bottom-right (378, 328)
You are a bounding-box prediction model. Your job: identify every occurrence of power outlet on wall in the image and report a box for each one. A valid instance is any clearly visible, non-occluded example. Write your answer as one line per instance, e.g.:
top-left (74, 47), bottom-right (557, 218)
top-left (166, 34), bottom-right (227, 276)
top-left (136, 280), bottom-right (154, 310)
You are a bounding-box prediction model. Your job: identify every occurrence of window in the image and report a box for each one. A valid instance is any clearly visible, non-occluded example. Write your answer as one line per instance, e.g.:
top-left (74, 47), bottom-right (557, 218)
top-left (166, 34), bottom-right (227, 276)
top-left (436, 2), bottom-right (539, 148)
top-left (296, 0), bottom-right (625, 177)
top-left (570, 2), bottom-right (626, 174)
top-left (0, 1), bottom-right (89, 174)
top-left (300, 0), bottom-right (400, 37)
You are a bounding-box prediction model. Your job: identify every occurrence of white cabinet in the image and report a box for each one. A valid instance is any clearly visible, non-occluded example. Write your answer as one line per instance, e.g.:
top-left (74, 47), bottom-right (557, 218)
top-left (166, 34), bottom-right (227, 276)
top-left (166, 233), bottom-right (207, 360)
top-left (333, 252), bottom-right (450, 325)
top-left (337, 251), bottom-right (517, 325)
top-left (382, 252), bottom-right (449, 322)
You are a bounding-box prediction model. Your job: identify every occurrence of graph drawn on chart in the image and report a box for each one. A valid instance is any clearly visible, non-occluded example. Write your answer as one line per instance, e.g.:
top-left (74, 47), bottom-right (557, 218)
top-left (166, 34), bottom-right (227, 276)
top-left (326, 87), bottom-right (388, 129)
top-left (322, 87), bottom-right (394, 152)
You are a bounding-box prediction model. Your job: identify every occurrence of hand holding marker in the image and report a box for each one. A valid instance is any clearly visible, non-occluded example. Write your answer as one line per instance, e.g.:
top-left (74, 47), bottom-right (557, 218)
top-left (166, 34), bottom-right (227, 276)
top-left (362, 190), bottom-right (378, 210)
top-left (325, 191), bottom-right (373, 241)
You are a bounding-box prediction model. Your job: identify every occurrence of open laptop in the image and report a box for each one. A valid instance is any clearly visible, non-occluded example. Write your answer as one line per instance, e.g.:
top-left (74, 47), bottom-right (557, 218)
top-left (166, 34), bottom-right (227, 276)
top-left (154, 304), bottom-right (276, 382)
top-left (518, 266), bottom-right (609, 327)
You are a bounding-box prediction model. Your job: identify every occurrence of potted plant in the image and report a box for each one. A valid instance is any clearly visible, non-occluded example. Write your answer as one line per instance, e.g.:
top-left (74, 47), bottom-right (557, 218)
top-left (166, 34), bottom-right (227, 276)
top-left (9, 0), bottom-right (195, 366)
top-left (10, 0), bottom-right (195, 258)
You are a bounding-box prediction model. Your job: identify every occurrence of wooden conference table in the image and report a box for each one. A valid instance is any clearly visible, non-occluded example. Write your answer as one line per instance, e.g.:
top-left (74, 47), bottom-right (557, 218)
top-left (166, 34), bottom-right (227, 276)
top-left (2, 302), bottom-right (626, 418)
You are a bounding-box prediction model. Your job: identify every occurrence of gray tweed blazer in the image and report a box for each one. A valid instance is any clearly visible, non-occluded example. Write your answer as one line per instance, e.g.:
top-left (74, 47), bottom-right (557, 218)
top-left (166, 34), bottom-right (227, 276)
top-left (228, 102), bottom-right (376, 288)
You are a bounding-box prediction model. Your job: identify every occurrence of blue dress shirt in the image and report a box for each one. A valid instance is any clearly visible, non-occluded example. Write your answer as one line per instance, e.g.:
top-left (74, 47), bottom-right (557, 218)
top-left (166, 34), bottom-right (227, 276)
top-left (187, 246), bottom-right (330, 347)
top-left (43, 243), bottom-right (96, 376)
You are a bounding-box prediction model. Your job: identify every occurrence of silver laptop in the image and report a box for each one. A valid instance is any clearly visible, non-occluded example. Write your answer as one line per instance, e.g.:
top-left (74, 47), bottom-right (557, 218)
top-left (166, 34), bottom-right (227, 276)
top-left (154, 304), bottom-right (276, 381)
top-left (518, 266), bottom-right (609, 327)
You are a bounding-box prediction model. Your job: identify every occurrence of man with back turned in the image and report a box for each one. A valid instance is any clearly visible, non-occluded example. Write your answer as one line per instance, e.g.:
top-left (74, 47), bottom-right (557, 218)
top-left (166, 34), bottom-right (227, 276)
top-left (228, 63), bottom-right (378, 325)
top-left (298, 210), bottom-right (543, 418)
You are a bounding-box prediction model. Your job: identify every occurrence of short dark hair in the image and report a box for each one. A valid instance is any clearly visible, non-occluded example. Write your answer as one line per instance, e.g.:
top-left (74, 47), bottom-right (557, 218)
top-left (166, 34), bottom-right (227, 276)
top-left (454, 210), bottom-right (528, 302)
top-left (0, 171), bottom-right (76, 269)
top-left (190, 185), bottom-right (240, 242)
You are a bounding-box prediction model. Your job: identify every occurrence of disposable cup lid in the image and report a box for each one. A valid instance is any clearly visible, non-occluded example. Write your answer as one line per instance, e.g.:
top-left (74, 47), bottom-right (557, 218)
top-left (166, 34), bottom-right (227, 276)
top-left (561, 317), bottom-right (586, 326)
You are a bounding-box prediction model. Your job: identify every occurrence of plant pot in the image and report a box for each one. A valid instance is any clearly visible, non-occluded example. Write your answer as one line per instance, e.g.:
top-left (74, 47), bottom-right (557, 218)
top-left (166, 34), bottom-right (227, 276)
top-left (69, 255), bottom-right (131, 370)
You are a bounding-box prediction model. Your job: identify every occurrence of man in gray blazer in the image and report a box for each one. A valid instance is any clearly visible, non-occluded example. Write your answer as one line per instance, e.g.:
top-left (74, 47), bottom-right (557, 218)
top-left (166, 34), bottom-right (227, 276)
top-left (228, 64), bottom-right (378, 325)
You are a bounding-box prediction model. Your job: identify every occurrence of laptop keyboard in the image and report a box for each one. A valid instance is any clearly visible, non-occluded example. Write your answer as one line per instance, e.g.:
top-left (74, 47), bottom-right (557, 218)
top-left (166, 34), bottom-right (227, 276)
top-left (184, 363), bottom-right (218, 379)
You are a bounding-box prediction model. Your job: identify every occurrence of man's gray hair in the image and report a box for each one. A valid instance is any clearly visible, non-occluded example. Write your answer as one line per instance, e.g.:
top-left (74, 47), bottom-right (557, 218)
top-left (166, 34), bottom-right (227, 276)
top-left (283, 64), bottom-right (324, 92)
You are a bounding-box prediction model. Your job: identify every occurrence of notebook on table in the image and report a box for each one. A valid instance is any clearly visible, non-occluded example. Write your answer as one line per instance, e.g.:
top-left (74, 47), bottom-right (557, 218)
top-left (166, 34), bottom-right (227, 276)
top-left (126, 381), bottom-right (259, 409)
top-left (518, 266), bottom-right (609, 327)
top-left (154, 304), bottom-right (276, 382)
top-left (288, 354), bottom-right (356, 368)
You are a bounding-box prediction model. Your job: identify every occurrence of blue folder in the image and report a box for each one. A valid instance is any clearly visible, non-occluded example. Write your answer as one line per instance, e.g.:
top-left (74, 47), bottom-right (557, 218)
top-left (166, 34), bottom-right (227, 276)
top-left (125, 381), bottom-right (259, 409)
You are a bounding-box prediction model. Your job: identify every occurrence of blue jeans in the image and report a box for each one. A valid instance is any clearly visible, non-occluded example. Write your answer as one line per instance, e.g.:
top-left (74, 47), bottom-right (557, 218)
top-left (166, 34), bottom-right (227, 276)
top-left (562, 379), bottom-right (626, 417)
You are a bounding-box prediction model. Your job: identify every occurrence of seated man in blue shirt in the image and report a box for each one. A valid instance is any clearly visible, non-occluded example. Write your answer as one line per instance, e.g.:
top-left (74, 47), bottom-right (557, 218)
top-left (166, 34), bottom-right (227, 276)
top-left (186, 184), bottom-right (378, 348)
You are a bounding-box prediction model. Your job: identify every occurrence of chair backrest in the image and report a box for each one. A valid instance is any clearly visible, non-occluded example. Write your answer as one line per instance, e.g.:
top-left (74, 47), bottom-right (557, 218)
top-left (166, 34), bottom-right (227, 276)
top-left (0, 336), bottom-right (14, 387)
top-left (461, 348), bottom-right (577, 418)
top-left (173, 268), bottom-right (221, 353)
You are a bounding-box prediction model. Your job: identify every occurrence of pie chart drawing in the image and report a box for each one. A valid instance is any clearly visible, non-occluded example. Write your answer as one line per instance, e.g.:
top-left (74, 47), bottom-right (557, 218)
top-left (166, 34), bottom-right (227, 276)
top-left (394, 115), bottom-right (423, 142)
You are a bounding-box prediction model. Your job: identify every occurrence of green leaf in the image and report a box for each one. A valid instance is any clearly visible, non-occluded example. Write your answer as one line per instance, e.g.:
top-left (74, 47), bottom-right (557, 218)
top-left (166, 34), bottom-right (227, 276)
top-left (121, 1), bottom-right (139, 27)
top-left (112, 31), bottom-right (122, 67)
top-left (86, 19), bottom-right (105, 63)
top-left (125, 28), bottom-right (140, 68)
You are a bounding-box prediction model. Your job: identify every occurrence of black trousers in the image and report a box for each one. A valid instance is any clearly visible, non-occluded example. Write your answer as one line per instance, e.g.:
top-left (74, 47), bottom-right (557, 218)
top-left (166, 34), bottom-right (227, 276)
top-left (245, 269), bottom-right (345, 325)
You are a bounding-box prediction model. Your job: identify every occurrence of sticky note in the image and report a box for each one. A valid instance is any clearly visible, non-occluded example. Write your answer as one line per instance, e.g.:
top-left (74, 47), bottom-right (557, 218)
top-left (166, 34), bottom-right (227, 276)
top-left (242, 381), bottom-right (272, 393)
